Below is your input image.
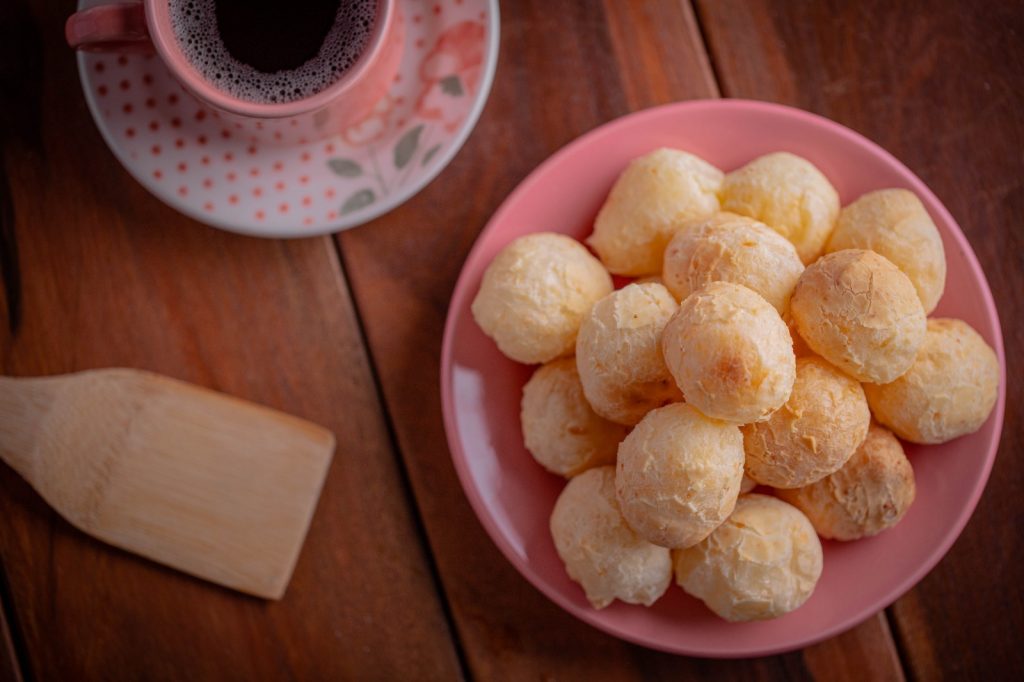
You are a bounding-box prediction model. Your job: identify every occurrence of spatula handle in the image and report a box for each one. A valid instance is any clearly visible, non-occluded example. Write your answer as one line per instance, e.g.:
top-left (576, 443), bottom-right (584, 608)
top-left (0, 376), bottom-right (57, 479)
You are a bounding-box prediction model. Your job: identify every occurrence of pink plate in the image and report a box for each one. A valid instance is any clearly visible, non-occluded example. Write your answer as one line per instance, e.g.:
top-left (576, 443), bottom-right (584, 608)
top-left (440, 100), bottom-right (1006, 657)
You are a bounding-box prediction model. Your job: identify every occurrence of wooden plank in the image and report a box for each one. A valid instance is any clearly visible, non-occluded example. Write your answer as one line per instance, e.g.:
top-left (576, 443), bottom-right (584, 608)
top-left (0, 605), bottom-right (22, 682)
top-left (338, 0), bottom-right (902, 677)
top-left (695, 0), bottom-right (1024, 678)
top-left (0, 1), bottom-right (463, 679)
top-left (802, 613), bottom-right (904, 682)
top-left (602, 0), bottom-right (720, 104)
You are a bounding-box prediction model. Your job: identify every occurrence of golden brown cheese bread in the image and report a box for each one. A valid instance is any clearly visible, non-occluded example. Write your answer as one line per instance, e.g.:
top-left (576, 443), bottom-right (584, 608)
top-left (827, 188), bottom-right (946, 313)
top-left (550, 467), bottom-right (672, 609)
top-left (662, 281), bottom-right (795, 423)
top-left (472, 232), bottom-right (612, 364)
top-left (615, 403), bottom-right (744, 549)
top-left (662, 212), bottom-right (804, 314)
top-left (587, 148), bottom-right (723, 276)
top-left (521, 358), bottom-right (628, 478)
top-left (790, 249), bottom-right (926, 383)
top-left (575, 283), bottom-right (682, 425)
top-left (864, 318), bottom-right (999, 444)
top-left (777, 423), bottom-right (915, 540)
top-left (743, 356), bottom-right (870, 489)
top-left (720, 152), bottom-right (840, 264)
top-left (674, 494), bottom-right (823, 622)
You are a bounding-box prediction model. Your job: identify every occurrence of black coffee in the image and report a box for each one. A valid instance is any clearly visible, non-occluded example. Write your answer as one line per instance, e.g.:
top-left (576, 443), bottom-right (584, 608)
top-left (216, 0), bottom-right (340, 73)
top-left (168, 0), bottom-right (378, 104)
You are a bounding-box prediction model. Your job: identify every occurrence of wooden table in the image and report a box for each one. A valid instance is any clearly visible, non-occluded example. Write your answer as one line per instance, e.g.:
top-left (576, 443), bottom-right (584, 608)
top-left (1, 1), bottom-right (1021, 679)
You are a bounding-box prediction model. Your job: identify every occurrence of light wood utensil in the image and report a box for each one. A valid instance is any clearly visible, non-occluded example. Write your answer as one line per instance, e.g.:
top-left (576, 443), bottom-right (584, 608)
top-left (0, 368), bottom-right (335, 599)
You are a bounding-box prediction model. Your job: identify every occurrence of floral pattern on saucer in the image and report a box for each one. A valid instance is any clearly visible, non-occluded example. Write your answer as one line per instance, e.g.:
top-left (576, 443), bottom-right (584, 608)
top-left (77, 0), bottom-right (499, 237)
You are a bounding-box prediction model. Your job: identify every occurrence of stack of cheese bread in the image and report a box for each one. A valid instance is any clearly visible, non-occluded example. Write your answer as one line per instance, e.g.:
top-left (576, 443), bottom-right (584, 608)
top-left (471, 148), bottom-right (998, 622)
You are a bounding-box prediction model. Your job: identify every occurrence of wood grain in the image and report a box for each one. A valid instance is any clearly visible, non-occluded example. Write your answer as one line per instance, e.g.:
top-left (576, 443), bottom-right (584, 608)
top-left (0, 604), bottom-right (21, 682)
top-left (0, 0), bottom-right (462, 679)
top-left (802, 613), bottom-right (904, 682)
top-left (602, 0), bottom-right (720, 105)
top-left (695, 0), bottom-right (1024, 678)
top-left (339, 0), bottom-right (903, 678)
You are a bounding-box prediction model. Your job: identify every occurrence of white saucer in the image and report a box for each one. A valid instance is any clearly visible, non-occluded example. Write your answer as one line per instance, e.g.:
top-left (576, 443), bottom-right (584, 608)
top-left (76, 0), bottom-right (499, 237)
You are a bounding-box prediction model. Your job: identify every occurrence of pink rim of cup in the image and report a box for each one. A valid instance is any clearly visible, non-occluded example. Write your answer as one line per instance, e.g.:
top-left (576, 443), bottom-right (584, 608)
top-left (66, 0), bottom-right (402, 138)
top-left (440, 99), bottom-right (1007, 657)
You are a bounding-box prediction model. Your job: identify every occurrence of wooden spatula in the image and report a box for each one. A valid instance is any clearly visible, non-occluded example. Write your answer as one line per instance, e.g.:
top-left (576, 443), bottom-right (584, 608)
top-left (0, 368), bottom-right (335, 599)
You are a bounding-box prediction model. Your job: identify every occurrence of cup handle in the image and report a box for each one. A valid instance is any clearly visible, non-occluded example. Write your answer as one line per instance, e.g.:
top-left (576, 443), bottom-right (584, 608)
top-left (65, 3), bottom-right (153, 53)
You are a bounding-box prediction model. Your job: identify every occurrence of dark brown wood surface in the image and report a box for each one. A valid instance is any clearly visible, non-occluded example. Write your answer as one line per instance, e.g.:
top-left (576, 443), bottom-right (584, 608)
top-left (0, 606), bottom-right (21, 682)
top-left (0, 0), bottom-right (1020, 679)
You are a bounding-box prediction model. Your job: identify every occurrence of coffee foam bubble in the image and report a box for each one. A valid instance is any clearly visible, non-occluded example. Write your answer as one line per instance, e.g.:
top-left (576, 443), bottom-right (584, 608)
top-left (169, 0), bottom-right (377, 104)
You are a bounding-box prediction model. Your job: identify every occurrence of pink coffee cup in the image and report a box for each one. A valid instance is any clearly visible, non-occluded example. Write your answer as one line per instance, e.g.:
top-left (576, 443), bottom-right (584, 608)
top-left (66, 1), bottom-right (404, 144)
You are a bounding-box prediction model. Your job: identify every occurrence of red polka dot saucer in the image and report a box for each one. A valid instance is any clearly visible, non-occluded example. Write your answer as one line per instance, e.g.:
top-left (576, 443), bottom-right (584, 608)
top-left (76, 0), bottom-right (499, 237)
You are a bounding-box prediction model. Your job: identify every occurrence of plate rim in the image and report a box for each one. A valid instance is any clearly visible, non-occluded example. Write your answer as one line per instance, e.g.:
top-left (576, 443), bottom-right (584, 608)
top-left (439, 98), bottom-right (1007, 658)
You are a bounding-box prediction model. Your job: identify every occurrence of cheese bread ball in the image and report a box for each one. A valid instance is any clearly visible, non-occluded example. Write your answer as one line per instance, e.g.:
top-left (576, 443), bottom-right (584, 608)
top-left (587, 149), bottom-right (723, 276)
top-left (615, 403), bottom-right (744, 549)
top-left (521, 359), bottom-right (629, 477)
top-left (777, 423), bottom-right (915, 540)
top-left (720, 152), bottom-right (840, 264)
top-left (662, 282), bottom-right (795, 423)
top-left (576, 283), bottom-right (683, 425)
top-left (864, 318), bottom-right (999, 444)
top-left (827, 189), bottom-right (946, 313)
top-left (674, 494), bottom-right (823, 622)
top-left (743, 356), bottom-right (870, 488)
top-left (790, 249), bottom-right (926, 384)
top-left (740, 475), bottom-right (757, 494)
top-left (550, 467), bottom-right (672, 609)
top-left (472, 232), bottom-right (613, 364)
top-left (662, 213), bottom-right (804, 314)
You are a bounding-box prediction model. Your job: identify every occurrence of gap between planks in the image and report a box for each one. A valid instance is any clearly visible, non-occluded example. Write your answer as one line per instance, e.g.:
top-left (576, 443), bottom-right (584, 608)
top-left (322, 235), bottom-right (473, 682)
top-left (0, 564), bottom-right (26, 682)
top-left (684, 0), bottom-right (724, 98)
top-left (885, 607), bottom-right (916, 682)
